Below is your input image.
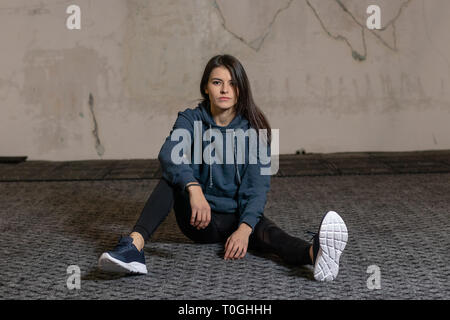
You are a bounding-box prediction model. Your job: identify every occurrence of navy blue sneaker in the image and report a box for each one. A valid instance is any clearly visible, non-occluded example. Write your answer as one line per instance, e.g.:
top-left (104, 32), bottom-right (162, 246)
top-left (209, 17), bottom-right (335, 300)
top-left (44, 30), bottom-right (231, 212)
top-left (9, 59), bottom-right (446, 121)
top-left (98, 236), bottom-right (148, 274)
top-left (309, 211), bottom-right (348, 281)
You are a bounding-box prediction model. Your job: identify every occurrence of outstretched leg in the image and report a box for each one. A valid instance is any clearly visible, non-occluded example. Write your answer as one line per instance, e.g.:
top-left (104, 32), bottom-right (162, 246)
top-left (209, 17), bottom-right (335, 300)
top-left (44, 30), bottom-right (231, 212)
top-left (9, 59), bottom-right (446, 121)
top-left (249, 211), bottom-right (349, 282)
top-left (249, 216), bottom-right (313, 266)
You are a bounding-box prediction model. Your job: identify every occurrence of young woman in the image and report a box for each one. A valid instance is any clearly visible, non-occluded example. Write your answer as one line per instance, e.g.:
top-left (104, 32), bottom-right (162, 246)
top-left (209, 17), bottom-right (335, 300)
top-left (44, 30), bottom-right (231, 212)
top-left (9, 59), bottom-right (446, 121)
top-left (98, 54), bottom-right (348, 281)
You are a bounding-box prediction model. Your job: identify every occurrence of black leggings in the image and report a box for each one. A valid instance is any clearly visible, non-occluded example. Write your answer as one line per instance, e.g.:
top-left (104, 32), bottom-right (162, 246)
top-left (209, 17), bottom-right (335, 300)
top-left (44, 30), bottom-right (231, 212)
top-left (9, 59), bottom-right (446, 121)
top-left (132, 178), bottom-right (312, 266)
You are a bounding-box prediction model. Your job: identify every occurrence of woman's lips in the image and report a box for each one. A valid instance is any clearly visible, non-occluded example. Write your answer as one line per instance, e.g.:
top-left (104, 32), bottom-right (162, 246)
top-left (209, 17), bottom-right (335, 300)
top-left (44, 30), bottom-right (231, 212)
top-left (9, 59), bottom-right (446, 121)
top-left (219, 97), bottom-right (231, 101)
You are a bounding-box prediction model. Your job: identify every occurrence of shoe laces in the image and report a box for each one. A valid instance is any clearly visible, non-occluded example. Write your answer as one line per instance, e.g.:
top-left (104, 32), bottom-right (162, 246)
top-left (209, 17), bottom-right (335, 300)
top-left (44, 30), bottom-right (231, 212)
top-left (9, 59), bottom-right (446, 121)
top-left (114, 236), bottom-right (133, 251)
top-left (306, 230), bottom-right (317, 241)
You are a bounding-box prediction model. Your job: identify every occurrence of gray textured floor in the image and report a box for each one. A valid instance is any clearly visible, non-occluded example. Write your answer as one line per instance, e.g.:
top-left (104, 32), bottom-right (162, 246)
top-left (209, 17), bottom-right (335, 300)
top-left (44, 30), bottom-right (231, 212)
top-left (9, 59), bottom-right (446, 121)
top-left (1, 167), bottom-right (449, 299)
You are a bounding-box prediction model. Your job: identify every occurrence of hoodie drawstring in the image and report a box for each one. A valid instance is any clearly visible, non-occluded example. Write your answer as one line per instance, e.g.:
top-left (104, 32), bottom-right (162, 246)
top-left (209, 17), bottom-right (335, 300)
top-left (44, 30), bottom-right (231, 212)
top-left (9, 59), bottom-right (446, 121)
top-left (233, 131), bottom-right (241, 185)
top-left (209, 124), bottom-right (213, 187)
top-left (208, 124), bottom-right (241, 188)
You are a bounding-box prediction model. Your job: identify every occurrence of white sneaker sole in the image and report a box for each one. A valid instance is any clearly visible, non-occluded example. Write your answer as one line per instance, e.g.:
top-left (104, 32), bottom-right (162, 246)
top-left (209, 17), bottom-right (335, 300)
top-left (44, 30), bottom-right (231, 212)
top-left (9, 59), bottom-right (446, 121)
top-left (313, 211), bottom-right (348, 281)
top-left (98, 252), bottom-right (148, 274)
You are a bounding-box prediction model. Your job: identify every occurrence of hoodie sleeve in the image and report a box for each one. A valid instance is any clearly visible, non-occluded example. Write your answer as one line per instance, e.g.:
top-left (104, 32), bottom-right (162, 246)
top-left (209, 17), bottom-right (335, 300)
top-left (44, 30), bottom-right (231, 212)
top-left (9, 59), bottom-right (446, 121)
top-left (158, 110), bottom-right (197, 191)
top-left (237, 144), bottom-right (271, 233)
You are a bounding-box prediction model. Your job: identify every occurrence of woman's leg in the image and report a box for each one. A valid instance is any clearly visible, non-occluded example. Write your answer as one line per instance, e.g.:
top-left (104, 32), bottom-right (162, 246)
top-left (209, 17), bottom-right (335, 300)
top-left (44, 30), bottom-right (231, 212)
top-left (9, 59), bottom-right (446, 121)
top-left (98, 179), bottom-right (175, 274)
top-left (172, 188), bottom-right (238, 244)
top-left (131, 177), bottom-right (231, 246)
top-left (99, 178), bottom-right (229, 274)
top-left (249, 216), bottom-right (313, 266)
top-left (130, 178), bottom-right (176, 248)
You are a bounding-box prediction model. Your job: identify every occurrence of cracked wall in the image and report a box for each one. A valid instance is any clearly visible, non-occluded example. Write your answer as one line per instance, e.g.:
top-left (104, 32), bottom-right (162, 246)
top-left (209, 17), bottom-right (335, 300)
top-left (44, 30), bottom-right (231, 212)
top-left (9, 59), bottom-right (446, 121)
top-left (0, 0), bottom-right (449, 160)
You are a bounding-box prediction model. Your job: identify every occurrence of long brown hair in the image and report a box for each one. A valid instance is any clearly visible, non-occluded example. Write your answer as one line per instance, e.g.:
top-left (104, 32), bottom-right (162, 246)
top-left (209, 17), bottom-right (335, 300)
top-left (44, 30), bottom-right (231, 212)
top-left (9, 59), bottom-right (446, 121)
top-left (199, 54), bottom-right (272, 144)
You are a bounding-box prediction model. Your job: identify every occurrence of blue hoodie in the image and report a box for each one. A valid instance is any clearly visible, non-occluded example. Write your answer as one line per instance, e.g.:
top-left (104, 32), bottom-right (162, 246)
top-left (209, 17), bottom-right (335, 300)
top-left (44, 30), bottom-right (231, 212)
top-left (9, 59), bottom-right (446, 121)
top-left (158, 100), bottom-right (271, 232)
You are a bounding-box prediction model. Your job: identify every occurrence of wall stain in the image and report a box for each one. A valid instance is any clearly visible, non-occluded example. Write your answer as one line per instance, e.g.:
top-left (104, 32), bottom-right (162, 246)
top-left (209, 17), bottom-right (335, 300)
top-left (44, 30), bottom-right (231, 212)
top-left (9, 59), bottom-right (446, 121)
top-left (88, 93), bottom-right (105, 157)
top-left (306, 0), bottom-right (413, 61)
top-left (214, 0), bottom-right (294, 51)
top-left (21, 46), bottom-right (110, 156)
top-left (432, 133), bottom-right (438, 145)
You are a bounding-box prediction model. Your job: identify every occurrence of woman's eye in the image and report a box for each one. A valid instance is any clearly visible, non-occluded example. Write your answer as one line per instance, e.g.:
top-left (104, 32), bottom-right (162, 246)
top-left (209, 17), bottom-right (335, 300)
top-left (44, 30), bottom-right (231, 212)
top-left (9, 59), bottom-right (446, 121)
top-left (211, 80), bottom-right (235, 86)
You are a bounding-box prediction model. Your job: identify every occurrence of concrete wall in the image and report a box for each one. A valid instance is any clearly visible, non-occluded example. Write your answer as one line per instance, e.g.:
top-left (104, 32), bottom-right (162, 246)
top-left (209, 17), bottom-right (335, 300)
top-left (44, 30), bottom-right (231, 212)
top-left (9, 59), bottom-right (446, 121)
top-left (1, 0), bottom-right (449, 160)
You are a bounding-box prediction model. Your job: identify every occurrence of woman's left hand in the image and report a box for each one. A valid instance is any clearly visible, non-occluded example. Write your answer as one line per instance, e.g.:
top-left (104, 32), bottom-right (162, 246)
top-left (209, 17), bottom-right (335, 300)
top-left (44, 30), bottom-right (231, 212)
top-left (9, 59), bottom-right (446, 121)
top-left (224, 223), bottom-right (252, 260)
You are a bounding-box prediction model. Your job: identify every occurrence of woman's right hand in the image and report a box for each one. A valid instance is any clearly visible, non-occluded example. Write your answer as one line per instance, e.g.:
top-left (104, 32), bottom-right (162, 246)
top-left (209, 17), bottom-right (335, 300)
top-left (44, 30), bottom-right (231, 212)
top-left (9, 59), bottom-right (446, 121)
top-left (187, 184), bottom-right (211, 230)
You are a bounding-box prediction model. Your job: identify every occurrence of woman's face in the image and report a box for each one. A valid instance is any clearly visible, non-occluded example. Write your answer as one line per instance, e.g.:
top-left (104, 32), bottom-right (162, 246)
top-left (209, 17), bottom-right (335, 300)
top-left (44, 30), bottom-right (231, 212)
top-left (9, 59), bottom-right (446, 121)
top-left (205, 66), bottom-right (239, 112)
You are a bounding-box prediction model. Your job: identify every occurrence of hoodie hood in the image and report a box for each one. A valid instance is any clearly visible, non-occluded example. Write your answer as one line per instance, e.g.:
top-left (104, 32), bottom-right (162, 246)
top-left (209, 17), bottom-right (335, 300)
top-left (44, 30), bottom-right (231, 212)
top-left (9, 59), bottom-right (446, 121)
top-left (199, 99), bottom-right (249, 130)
